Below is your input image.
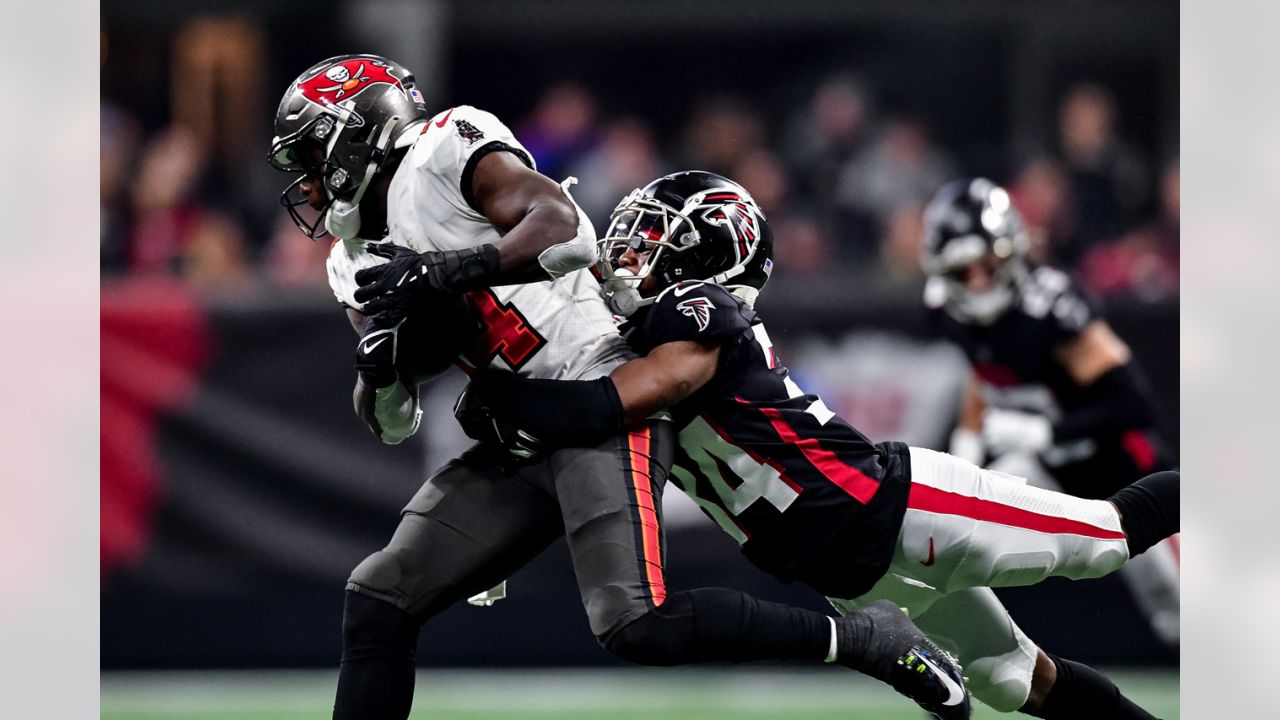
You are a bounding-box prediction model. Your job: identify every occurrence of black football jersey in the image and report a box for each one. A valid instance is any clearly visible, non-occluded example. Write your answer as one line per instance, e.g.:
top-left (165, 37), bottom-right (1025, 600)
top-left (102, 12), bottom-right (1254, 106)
top-left (927, 266), bottom-right (1166, 482)
top-left (926, 266), bottom-right (1097, 416)
top-left (624, 282), bottom-right (911, 599)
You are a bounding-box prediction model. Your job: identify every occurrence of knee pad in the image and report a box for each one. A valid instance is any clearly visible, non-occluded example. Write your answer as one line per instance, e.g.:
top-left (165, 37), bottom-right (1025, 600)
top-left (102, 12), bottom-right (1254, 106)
top-left (601, 594), bottom-right (695, 666)
top-left (965, 655), bottom-right (1034, 713)
top-left (348, 549), bottom-right (406, 605)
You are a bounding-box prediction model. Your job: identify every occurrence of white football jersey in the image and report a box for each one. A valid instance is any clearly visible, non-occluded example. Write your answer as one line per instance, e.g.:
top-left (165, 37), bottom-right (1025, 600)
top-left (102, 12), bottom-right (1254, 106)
top-left (327, 105), bottom-right (632, 381)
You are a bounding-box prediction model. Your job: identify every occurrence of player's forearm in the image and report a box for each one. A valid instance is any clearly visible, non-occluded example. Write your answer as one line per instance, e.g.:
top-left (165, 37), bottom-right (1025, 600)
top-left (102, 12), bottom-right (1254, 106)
top-left (958, 373), bottom-right (986, 431)
top-left (949, 373), bottom-right (987, 462)
top-left (489, 200), bottom-right (588, 283)
top-left (476, 372), bottom-right (625, 446)
top-left (609, 354), bottom-right (707, 424)
top-left (1054, 364), bottom-right (1154, 441)
top-left (434, 202), bottom-right (582, 291)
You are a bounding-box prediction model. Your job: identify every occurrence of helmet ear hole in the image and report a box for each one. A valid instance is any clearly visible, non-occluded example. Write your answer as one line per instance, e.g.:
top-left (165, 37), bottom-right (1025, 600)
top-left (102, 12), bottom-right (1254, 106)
top-left (348, 122), bottom-right (376, 146)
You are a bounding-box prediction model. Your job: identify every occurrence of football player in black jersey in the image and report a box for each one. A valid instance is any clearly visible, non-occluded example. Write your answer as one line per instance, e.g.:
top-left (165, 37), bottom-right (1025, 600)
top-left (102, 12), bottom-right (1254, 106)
top-left (455, 172), bottom-right (1180, 719)
top-left (921, 178), bottom-right (1179, 649)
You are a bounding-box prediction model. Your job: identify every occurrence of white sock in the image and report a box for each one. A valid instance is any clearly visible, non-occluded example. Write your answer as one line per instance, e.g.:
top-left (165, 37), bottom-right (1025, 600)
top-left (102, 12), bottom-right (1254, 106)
top-left (824, 616), bottom-right (839, 663)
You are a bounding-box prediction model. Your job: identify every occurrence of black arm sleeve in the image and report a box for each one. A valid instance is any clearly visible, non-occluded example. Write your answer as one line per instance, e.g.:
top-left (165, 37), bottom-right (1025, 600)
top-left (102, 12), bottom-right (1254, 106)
top-left (1054, 363), bottom-right (1154, 441)
top-left (476, 371), bottom-right (625, 446)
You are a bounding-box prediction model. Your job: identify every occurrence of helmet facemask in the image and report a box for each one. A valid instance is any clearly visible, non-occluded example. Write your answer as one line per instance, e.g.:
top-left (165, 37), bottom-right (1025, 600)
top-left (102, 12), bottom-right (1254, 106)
top-left (931, 233), bottom-right (1028, 325)
top-left (597, 173), bottom-right (772, 316)
top-left (269, 106), bottom-right (400, 240)
top-left (270, 114), bottom-right (340, 239)
top-left (922, 179), bottom-right (1029, 325)
top-left (596, 190), bottom-right (702, 316)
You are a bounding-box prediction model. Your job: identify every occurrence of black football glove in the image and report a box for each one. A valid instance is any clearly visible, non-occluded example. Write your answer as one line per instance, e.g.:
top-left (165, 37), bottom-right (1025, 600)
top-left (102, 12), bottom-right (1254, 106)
top-left (354, 314), bottom-right (405, 389)
top-left (453, 378), bottom-right (544, 459)
top-left (354, 242), bottom-right (500, 318)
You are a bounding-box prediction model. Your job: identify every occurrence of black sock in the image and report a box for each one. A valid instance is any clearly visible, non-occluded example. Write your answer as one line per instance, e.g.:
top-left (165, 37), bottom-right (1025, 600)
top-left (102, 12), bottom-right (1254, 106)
top-left (833, 608), bottom-right (875, 667)
top-left (604, 588), bottom-right (830, 664)
top-left (688, 588), bottom-right (831, 661)
top-left (1109, 470), bottom-right (1179, 557)
top-left (1027, 653), bottom-right (1158, 719)
top-left (332, 591), bottom-right (420, 720)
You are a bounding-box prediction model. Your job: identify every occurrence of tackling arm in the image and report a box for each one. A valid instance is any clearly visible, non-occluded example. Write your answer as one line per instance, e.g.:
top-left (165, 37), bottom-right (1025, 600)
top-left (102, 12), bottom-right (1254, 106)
top-left (609, 340), bottom-right (721, 423)
top-left (456, 340), bottom-right (721, 448)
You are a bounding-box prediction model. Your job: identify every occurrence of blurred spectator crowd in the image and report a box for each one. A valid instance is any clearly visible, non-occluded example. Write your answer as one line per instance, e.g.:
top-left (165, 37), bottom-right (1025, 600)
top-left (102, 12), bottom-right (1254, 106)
top-left (102, 40), bottom-right (1177, 302)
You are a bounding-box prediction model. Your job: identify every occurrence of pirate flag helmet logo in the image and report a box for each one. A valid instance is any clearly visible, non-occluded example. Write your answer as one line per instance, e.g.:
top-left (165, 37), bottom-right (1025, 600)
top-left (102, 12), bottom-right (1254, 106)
top-left (297, 58), bottom-right (406, 110)
top-left (268, 54), bottom-right (430, 239)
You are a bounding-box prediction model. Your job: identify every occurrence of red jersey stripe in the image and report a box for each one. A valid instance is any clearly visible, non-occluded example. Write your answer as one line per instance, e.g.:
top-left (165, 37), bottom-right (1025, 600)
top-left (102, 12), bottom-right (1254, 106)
top-left (754, 405), bottom-right (880, 503)
top-left (907, 482), bottom-right (1126, 540)
top-left (1121, 430), bottom-right (1158, 473)
top-left (702, 414), bottom-right (805, 494)
top-left (628, 428), bottom-right (666, 605)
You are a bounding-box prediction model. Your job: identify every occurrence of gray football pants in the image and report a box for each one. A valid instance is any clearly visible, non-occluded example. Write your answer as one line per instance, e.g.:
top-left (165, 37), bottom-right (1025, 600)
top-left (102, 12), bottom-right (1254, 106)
top-left (346, 421), bottom-right (672, 642)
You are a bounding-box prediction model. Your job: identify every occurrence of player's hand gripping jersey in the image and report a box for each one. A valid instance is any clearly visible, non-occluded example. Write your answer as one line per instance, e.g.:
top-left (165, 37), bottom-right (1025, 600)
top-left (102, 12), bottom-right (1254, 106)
top-left (327, 106), bottom-right (632, 381)
top-left (626, 282), bottom-right (911, 599)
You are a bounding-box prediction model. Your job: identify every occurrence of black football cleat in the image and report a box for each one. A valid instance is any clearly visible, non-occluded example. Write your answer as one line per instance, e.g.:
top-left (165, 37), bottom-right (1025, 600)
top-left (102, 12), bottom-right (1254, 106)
top-left (836, 600), bottom-right (971, 719)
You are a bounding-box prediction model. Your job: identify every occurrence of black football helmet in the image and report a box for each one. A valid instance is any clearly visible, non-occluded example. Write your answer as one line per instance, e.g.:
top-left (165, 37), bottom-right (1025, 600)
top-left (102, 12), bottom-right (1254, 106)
top-left (598, 171), bottom-right (773, 315)
top-left (268, 54), bottom-right (430, 239)
top-left (921, 177), bottom-right (1030, 325)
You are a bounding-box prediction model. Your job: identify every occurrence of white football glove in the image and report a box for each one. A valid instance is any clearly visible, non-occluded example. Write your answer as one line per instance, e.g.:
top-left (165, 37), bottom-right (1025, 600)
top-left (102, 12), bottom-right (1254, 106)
top-left (981, 409), bottom-right (1054, 456)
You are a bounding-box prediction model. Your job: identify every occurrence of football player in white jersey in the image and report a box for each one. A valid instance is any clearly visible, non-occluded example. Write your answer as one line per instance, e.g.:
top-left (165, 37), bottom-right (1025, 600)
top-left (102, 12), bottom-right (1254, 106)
top-left (269, 55), bottom-right (969, 720)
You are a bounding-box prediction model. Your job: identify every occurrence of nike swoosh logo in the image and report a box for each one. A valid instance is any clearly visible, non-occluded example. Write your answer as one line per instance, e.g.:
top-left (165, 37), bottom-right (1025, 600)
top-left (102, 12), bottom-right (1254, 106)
top-left (921, 537), bottom-right (936, 567)
top-left (361, 337), bottom-right (389, 354)
top-left (434, 108), bottom-right (455, 127)
top-left (673, 283), bottom-right (705, 297)
top-left (918, 653), bottom-right (966, 706)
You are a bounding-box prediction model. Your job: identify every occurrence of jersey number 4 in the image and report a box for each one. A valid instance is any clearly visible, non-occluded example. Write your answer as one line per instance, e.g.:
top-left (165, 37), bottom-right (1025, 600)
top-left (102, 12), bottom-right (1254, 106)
top-left (672, 417), bottom-right (801, 544)
top-left (465, 290), bottom-right (547, 370)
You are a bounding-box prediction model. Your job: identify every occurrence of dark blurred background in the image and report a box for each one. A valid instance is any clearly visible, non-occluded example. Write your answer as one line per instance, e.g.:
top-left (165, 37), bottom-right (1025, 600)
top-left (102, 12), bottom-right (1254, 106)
top-left (101, 0), bottom-right (1178, 671)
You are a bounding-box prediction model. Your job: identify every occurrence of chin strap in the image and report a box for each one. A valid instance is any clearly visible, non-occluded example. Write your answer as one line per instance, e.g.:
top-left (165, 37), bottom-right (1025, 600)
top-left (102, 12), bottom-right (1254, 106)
top-left (603, 267), bottom-right (648, 316)
top-left (326, 115), bottom-right (402, 239)
top-left (726, 285), bottom-right (760, 308)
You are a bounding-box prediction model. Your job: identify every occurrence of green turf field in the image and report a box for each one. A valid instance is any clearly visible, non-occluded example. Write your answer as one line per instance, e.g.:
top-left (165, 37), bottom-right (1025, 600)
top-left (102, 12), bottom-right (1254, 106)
top-left (101, 667), bottom-right (1179, 719)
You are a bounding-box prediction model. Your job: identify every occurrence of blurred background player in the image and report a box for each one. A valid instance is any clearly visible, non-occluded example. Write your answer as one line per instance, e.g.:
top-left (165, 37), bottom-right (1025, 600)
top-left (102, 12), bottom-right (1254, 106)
top-left (921, 177), bottom-right (1180, 649)
top-left (455, 171), bottom-right (1178, 719)
top-left (270, 54), bottom-right (969, 720)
